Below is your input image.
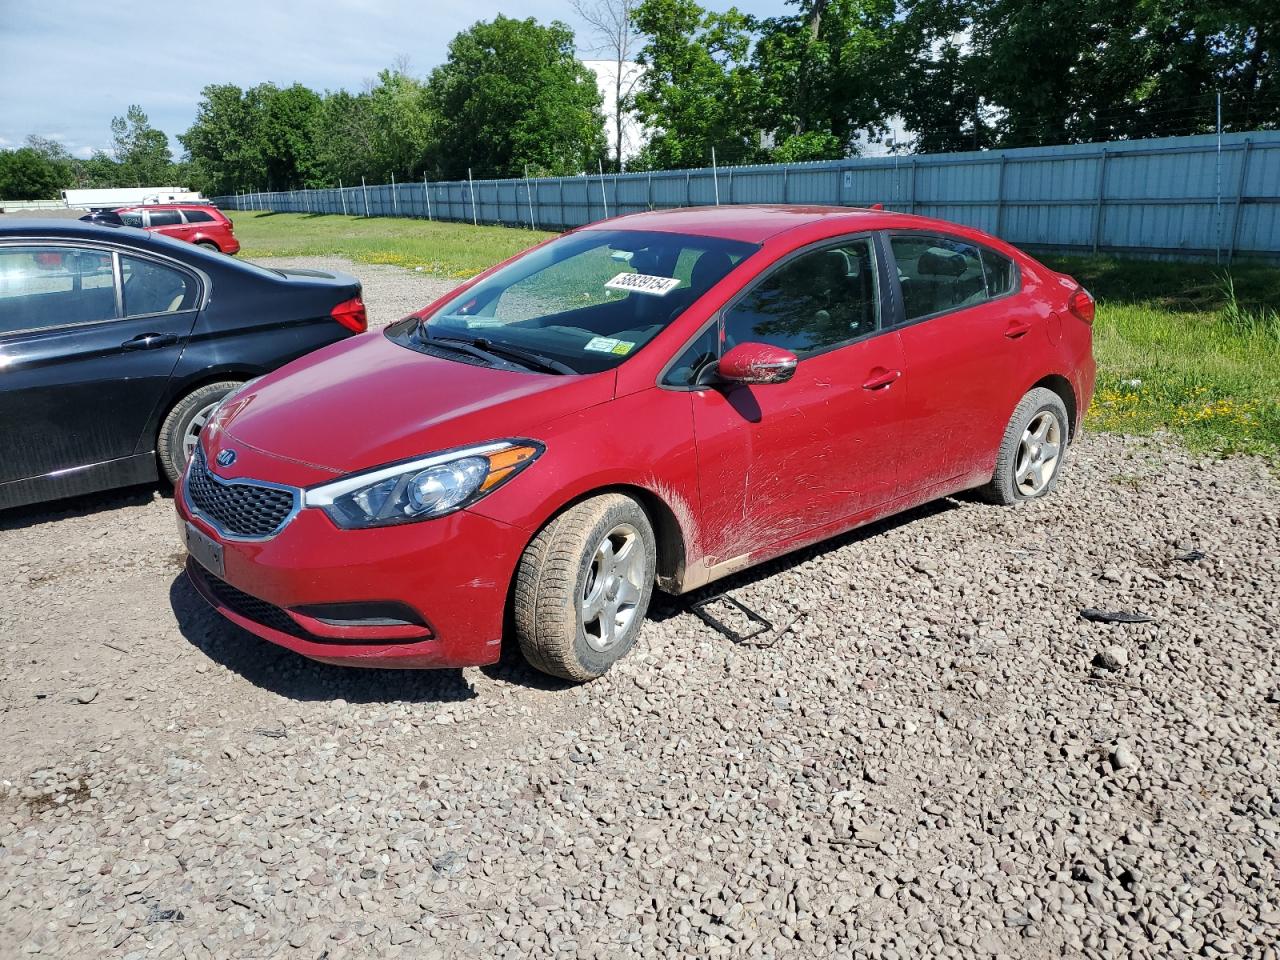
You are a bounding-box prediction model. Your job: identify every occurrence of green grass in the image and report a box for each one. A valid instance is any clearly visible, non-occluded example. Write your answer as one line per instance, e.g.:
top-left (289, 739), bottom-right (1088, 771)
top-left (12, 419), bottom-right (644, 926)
top-left (233, 210), bottom-right (553, 279)
top-left (1045, 255), bottom-right (1280, 462)
top-left (233, 211), bottom-right (1280, 462)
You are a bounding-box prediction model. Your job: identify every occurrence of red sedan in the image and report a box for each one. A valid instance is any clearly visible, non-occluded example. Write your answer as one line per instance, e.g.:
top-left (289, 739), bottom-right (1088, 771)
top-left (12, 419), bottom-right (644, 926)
top-left (116, 203), bottom-right (241, 255)
top-left (177, 206), bottom-right (1095, 681)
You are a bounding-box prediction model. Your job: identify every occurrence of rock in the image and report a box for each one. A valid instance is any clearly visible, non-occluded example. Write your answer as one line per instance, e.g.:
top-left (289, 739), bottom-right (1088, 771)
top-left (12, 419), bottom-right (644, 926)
top-left (1093, 646), bottom-right (1129, 671)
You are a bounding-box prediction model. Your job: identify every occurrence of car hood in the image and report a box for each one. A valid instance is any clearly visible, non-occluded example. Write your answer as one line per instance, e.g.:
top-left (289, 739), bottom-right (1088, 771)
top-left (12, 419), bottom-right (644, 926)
top-left (215, 331), bottom-right (614, 479)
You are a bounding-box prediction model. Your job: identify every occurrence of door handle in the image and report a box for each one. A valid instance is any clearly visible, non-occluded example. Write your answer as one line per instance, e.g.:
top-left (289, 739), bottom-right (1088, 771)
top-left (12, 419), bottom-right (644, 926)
top-left (1004, 319), bottom-right (1033, 339)
top-left (122, 333), bottom-right (178, 350)
top-left (862, 368), bottom-right (902, 390)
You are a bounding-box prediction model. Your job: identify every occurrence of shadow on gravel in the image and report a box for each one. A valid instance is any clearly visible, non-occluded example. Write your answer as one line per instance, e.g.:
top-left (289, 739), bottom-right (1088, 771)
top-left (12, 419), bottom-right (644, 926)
top-left (646, 496), bottom-right (963, 623)
top-left (0, 483), bottom-right (161, 531)
top-left (169, 574), bottom-right (478, 705)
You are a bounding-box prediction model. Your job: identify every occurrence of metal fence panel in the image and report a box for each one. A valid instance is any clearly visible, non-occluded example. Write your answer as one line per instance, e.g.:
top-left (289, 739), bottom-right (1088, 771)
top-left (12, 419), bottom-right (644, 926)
top-left (216, 131), bottom-right (1280, 261)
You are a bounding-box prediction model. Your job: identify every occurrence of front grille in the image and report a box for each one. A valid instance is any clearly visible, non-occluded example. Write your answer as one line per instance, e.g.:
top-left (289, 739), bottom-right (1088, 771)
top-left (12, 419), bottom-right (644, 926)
top-left (191, 562), bottom-right (310, 640)
top-left (186, 449), bottom-right (296, 538)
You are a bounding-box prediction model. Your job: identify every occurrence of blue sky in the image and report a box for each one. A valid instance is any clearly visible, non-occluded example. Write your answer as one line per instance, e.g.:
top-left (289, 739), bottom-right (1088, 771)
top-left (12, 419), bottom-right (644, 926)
top-left (0, 0), bottom-right (785, 159)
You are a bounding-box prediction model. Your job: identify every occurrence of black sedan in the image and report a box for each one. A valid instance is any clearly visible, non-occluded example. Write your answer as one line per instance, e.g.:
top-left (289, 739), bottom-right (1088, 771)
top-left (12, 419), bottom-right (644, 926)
top-left (0, 220), bottom-right (366, 509)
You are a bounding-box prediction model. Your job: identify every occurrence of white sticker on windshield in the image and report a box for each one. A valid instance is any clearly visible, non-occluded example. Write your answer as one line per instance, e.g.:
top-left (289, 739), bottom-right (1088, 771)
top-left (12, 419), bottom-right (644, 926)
top-left (605, 272), bottom-right (682, 296)
top-left (584, 336), bottom-right (636, 356)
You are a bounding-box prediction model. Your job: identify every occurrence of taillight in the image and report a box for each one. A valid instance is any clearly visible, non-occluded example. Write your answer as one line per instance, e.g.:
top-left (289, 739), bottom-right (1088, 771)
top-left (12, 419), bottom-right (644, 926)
top-left (1068, 287), bottom-right (1095, 324)
top-left (331, 296), bottom-right (367, 333)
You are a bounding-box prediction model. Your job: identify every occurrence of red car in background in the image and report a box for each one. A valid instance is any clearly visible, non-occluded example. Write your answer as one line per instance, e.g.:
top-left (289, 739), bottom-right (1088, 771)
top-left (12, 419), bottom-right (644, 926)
top-left (177, 205), bottom-right (1095, 681)
top-left (116, 204), bottom-right (240, 255)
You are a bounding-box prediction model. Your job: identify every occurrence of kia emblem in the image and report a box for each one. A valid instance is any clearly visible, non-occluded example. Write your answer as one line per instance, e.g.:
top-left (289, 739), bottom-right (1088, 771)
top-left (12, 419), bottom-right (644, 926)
top-left (216, 449), bottom-right (237, 467)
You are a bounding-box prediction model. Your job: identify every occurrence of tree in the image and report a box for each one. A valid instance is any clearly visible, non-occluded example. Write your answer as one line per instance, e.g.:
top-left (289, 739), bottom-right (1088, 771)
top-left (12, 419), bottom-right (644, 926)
top-left (427, 16), bottom-right (606, 179)
top-left (573, 0), bottom-right (645, 170)
top-left (752, 0), bottom-right (899, 159)
top-left (630, 0), bottom-right (764, 169)
top-left (0, 147), bottom-right (66, 199)
top-left (110, 105), bottom-right (175, 184)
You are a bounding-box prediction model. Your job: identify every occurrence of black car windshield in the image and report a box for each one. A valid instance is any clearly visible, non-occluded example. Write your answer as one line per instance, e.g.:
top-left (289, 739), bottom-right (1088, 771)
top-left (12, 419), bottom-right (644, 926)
top-left (388, 229), bottom-right (758, 375)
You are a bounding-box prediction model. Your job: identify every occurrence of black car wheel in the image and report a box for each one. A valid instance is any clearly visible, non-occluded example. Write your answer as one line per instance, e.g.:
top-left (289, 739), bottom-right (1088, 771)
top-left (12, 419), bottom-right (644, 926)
top-left (157, 381), bottom-right (241, 485)
top-left (196, 240), bottom-right (221, 253)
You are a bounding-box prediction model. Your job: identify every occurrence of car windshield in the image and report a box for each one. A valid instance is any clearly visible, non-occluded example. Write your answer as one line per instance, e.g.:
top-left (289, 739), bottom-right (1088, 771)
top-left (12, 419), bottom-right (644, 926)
top-left (388, 229), bottom-right (758, 375)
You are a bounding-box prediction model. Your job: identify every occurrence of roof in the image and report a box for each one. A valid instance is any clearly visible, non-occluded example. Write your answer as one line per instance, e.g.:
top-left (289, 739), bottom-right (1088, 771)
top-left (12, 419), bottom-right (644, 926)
top-left (0, 218), bottom-right (156, 243)
top-left (600, 204), bottom-right (918, 243)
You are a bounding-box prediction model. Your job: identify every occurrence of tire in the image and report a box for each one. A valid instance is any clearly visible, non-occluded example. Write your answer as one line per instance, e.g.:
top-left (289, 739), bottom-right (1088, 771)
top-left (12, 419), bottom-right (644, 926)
top-left (157, 381), bottom-right (242, 485)
top-left (196, 240), bottom-right (220, 253)
top-left (514, 494), bottom-right (657, 681)
top-left (980, 387), bottom-right (1070, 505)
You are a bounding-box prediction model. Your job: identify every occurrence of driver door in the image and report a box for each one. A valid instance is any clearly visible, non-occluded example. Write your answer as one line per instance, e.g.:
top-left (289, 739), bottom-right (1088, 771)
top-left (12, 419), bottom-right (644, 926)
top-left (675, 235), bottom-right (906, 564)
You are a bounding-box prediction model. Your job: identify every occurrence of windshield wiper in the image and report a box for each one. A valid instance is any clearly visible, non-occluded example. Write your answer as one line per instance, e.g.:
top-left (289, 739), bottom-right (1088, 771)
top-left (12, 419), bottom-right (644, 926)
top-left (466, 338), bottom-right (577, 375)
top-left (431, 334), bottom-right (576, 376)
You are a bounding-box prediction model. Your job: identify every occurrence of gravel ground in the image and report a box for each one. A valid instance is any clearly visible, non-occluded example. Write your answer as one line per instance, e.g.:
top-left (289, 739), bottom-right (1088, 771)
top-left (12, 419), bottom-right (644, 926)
top-left (2, 258), bottom-right (1279, 959)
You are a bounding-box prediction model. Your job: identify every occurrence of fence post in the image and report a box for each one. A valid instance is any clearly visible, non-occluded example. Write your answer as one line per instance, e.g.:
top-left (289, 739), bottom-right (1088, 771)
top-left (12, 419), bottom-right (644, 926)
top-left (559, 177), bottom-right (565, 228)
top-left (1227, 138), bottom-right (1253, 263)
top-left (391, 173), bottom-right (398, 215)
top-left (525, 166), bottom-right (537, 230)
top-left (468, 169), bottom-right (478, 226)
top-left (1091, 148), bottom-right (1108, 254)
top-left (909, 159), bottom-right (917, 215)
top-left (598, 160), bottom-right (609, 220)
top-left (685, 170), bottom-right (691, 208)
top-left (646, 171), bottom-right (653, 211)
top-left (424, 174), bottom-right (432, 221)
top-left (711, 147), bottom-right (720, 206)
top-left (995, 154), bottom-right (1007, 238)
top-left (783, 164), bottom-right (789, 203)
top-left (361, 177), bottom-right (370, 218)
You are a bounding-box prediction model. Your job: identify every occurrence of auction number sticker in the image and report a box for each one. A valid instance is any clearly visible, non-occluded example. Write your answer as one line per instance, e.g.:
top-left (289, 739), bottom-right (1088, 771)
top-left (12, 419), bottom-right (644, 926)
top-left (605, 272), bottom-right (682, 296)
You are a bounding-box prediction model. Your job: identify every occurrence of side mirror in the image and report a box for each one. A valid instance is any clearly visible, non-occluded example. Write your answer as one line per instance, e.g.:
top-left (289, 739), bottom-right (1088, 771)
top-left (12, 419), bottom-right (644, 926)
top-left (716, 342), bottom-right (798, 385)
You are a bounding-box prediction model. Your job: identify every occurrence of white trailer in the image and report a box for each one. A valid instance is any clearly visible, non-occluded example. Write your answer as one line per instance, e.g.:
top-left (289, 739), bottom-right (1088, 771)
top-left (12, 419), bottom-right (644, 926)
top-left (60, 187), bottom-right (207, 209)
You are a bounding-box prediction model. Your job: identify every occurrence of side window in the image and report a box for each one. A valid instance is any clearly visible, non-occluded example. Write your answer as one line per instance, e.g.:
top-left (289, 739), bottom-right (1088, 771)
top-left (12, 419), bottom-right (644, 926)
top-left (891, 235), bottom-right (989, 322)
top-left (664, 323), bottom-right (720, 387)
top-left (182, 209), bottom-right (215, 224)
top-left (0, 246), bottom-right (117, 335)
top-left (982, 248), bottom-right (1018, 297)
top-left (119, 212), bottom-right (144, 228)
top-left (147, 209), bottom-right (182, 227)
top-left (722, 237), bottom-right (880, 357)
top-left (121, 256), bottom-right (196, 316)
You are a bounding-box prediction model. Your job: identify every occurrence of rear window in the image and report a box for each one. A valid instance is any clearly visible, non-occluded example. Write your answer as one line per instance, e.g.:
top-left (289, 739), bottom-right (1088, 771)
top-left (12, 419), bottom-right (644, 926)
top-left (147, 210), bottom-right (182, 226)
top-left (891, 234), bottom-right (1013, 322)
top-left (119, 212), bottom-right (144, 228)
top-left (182, 209), bottom-right (215, 224)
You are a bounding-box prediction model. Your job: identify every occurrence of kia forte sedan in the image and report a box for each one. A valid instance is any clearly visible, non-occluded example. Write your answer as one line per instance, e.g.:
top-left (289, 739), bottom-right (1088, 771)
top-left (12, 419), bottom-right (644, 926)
top-left (0, 220), bottom-right (365, 509)
top-left (178, 205), bottom-right (1095, 681)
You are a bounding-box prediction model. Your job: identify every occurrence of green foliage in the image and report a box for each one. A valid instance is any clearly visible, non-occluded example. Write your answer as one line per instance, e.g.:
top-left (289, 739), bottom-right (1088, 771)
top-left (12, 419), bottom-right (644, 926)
top-left (427, 16), bottom-right (606, 179)
top-left (629, 0), bottom-right (765, 169)
top-left (0, 147), bottom-right (65, 200)
top-left (109, 105), bottom-right (174, 184)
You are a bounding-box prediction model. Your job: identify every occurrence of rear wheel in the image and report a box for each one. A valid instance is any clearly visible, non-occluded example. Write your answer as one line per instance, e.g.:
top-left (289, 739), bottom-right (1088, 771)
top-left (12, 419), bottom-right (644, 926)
top-left (513, 494), bottom-right (657, 681)
top-left (157, 381), bottom-right (241, 485)
top-left (196, 239), bottom-right (220, 253)
top-left (981, 387), bottom-right (1070, 505)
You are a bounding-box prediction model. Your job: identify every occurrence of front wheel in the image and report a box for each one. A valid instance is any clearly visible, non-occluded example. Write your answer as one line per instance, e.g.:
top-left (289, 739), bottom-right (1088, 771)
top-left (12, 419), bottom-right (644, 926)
top-left (980, 387), bottom-right (1070, 505)
top-left (157, 381), bottom-right (242, 485)
top-left (513, 494), bottom-right (657, 681)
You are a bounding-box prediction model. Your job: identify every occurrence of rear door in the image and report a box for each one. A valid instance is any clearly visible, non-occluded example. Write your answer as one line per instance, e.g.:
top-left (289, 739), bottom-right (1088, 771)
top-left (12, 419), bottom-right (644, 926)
top-left (0, 242), bottom-right (203, 483)
top-left (671, 234), bottom-right (906, 561)
top-left (144, 208), bottom-right (186, 241)
top-left (886, 232), bottom-right (1037, 492)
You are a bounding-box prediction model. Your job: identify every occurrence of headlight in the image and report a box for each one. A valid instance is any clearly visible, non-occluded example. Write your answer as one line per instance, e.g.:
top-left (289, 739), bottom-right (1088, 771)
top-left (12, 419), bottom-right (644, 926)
top-left (303, 440), bottom-right (543, 529)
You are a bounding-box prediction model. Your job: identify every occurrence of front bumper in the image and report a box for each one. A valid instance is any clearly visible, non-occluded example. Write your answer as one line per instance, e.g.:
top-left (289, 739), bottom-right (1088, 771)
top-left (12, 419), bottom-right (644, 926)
top-left (177, 479), bottom-right (528, 668)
